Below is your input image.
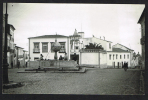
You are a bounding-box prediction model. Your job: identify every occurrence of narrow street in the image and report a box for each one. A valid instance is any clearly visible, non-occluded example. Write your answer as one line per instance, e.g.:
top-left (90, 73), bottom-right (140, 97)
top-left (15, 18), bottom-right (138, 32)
top-left (3, 68), bottom-right (142, 95)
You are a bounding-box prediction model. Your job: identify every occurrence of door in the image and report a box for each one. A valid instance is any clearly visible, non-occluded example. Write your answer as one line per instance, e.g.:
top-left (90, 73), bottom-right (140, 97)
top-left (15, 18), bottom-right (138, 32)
top-left (113, 62), bottom-right (115, 68)
top-left (118, 62), bottom-right (119, 68)
top-left (70, 54), bottom-right (79, 64)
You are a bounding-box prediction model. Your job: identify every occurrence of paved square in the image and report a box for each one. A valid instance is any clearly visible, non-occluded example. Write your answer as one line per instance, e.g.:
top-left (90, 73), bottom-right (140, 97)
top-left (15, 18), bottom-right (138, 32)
top-left (3, 68), bottom-right (141, 94)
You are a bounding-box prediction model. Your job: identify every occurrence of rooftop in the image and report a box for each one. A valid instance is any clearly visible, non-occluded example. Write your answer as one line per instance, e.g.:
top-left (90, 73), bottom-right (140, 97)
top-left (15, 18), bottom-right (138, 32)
top-left (114, 43), bottom-right (134, 51)
top-left (138, 8), bottom-right (145, 23)
top-left (112, 48), bottom-right (130, 52)
top-left (28, 35), bottom-right (68, 39)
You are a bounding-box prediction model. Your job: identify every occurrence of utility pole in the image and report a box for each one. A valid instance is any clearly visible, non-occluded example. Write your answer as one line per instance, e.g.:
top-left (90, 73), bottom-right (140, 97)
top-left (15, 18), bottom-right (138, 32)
top-left (3, 3), bottom-right (9, 84)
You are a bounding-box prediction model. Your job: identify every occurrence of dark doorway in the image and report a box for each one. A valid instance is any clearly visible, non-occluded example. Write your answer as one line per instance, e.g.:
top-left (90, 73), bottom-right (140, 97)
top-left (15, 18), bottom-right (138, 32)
top-left (113, 62), bottom-right (115, 68)
top-left (70, 54), bottom-right (79, 64)
top-left (122, 62), bottom-right (123, 68)
top-left (118, 62), bottom-right (119, 68)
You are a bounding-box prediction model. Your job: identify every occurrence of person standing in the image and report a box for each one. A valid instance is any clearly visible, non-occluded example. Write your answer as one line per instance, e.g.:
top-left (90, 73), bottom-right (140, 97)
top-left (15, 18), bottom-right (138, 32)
top-left (59, 55), bottom-right (63, 60)
top-left (26, 61), bottom-right (27, 68)
top-left (11, 61), bottom-right (13, 69)
top-left (17, 60), bottom-right (20, 69)
top-left (64, 53), bottom-right (68, 60)
top-left (40, 54), bottom-right (43, 60)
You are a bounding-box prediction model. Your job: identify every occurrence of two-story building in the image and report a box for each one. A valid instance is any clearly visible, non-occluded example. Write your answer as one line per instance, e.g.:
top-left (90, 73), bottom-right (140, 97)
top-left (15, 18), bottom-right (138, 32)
top-left (28, 35), bottom-right (70, 61)
top-left (106, 43), bottom-right (134, 68)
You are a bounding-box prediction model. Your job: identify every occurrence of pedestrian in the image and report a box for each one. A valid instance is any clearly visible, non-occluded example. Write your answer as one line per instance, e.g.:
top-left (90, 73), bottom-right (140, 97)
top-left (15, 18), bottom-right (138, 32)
top-left (40, 54), bottom-right (43, 60)
top-left (64, 53), bottom-right (68, 60)
top-left (26, 61), bottom-right (27, 68)
top-left (17, 60), bottom-right (20, 69)
top-left (73, 53), bottom-right (78, 64)
top-left (11, 61), bottom-right (13, 69)
top-left (124, 62), bottom-right (127, 71)
top-left (59, 55), bottom-right (63, 60)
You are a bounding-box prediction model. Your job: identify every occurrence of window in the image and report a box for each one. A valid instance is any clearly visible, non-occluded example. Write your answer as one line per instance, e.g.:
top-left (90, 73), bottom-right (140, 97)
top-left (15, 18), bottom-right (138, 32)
top-left (34, 57), bottom-right (39, 61)
top-left (127, 54), bottom-right (129, 59)
top-left (113, 54), bottom-right (114, 60)
top-left (51, 42), bottom-right (66, 53)
top-left (124, 54), bottom-right (125, 59)
top-left (120, 55), bottom-right (122, 59)
top-left (33, 42), bottom-right (40, 53)
top-left (109, 43), bottom-right (111, 49)
top-left (59, 42), bottom-right (66, 53)
top-left (51, 42), bottom-right (54, 52)
top-left (109, 54), bottom-right (111, 60)
top-left (116, 54), bottom-right (118, 59)
top-left (42, 43), bottom-right (48, 53)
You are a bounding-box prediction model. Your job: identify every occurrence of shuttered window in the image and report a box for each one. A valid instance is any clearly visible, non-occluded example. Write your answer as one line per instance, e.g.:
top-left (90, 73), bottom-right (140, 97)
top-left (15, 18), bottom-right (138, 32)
top-left (42, 43), bottom-right (48, 53)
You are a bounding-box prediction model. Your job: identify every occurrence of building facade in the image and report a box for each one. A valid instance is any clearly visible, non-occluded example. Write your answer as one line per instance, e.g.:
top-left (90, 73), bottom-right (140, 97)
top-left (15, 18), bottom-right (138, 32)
top-left (28, 35), bottom-right (70, 61)
top-left (138, 8), bottom-right (145, 69)
top-left (28, 29), bottom-right (135, 68)
top-left (107, 48), bottom-right (131, 68)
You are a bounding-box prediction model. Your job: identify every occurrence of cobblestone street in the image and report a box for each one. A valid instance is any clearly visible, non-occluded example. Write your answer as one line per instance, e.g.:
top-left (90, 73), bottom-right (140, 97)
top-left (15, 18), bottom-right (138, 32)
top-left (3, 68), bottom-right (142, 95)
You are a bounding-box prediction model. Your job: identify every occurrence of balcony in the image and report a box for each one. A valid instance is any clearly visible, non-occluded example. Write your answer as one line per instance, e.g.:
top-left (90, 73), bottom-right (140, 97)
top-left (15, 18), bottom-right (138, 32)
top-left (70, 49), bottom-right (74, 52)
top-left (33, 48), bottom-right (40, 53)
top-left (59, 48), bottom-right (66, 53)
top-left (70, 49), bottom-right (79, 53)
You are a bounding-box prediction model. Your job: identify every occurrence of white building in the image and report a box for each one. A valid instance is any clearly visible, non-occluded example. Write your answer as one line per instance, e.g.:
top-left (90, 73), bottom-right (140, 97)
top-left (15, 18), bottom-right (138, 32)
top-left (28, 29), bottom-right (135, 68)
top-left (107, 48), bottom-right (131, 68)
top-left (28, 35), bottom-right (70, 61)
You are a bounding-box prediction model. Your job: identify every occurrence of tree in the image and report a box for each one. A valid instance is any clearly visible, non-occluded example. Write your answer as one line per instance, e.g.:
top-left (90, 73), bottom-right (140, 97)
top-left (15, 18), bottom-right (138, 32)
top-left (85, 43), bottom-right (104, 50)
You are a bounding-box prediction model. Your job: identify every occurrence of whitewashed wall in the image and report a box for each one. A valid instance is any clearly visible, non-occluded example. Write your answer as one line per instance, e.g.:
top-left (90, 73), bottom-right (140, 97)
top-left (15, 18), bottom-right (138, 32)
top-left (107, 52), bottom-right (131, 68)
top-left (29, 37), bottom-right (69, 61)
top-left (100, 53), bottom-right (107, 68)
top-left (80, 52), bottom-right (99, 65)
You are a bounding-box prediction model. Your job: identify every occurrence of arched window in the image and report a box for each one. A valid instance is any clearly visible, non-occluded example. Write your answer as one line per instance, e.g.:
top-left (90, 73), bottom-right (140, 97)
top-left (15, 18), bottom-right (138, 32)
top-left (120, 55), bottom-right (122, 59)
top-left (113, 54), bottom-right (114, 60)
top-left (124, 54), bottom-right (125, 59)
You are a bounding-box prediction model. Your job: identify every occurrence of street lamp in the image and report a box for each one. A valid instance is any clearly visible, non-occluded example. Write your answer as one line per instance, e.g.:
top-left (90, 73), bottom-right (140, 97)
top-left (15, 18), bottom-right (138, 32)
top-left (3, 3), bottom-right (9, 84)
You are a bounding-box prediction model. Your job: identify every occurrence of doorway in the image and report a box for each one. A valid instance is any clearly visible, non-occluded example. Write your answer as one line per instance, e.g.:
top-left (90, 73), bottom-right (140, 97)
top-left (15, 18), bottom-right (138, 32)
top-left (70, 54), bottom-right (79, 64)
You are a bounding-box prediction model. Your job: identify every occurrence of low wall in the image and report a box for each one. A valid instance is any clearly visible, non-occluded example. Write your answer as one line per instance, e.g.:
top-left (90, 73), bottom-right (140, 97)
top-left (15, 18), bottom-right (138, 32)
top-left (29, 61), bottom-right (39, 68)
top-left (100, 63), bottom-right (107, 68)
top-left (28, 60), bottom-right (77, 68)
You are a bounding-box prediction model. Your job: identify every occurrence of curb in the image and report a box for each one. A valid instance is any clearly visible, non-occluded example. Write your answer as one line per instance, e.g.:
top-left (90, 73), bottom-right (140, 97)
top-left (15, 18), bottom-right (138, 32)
top-left (3, 82), bottom-right (24, 89)
top-left (139, 70), bottom-right (145, 94)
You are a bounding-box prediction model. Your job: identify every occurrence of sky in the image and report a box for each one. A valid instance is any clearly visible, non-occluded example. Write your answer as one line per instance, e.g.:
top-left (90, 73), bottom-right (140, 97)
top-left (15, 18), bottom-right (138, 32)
top-left (3, 3), bottom-right (145, 54)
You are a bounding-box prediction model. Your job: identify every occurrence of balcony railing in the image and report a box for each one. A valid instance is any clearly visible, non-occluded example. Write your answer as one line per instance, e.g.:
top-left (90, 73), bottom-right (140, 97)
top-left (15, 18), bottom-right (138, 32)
top-left (70, 49), bottom-right (79, 52)
top-left (33, 48), bottom-right (40, 53)
top-left (59, 48), bottom-right (66, 53)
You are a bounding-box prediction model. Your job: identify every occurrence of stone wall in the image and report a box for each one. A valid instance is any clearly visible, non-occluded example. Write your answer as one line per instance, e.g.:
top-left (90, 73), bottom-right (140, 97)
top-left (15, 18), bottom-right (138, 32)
top-left (28, 60), bottom-right (77, 68)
